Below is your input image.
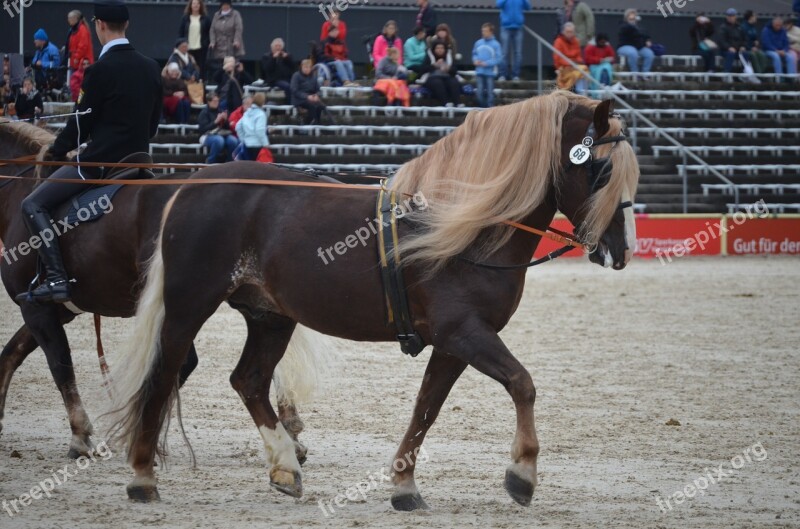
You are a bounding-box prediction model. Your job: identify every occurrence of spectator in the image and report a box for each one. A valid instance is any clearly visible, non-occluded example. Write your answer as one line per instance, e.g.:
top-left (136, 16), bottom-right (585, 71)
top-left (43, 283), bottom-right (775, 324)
top-left (373, 48), bottom-right (411, 107)
top-left (556, 0), bottom-right (595, 47)
top-left (9, 77), bottom-right (42, 121)
top-left (31, 29), bottom-right (61, 89)
top-left (553, 23), bottom-right (588, 94)
top-left (472, 22), bottom-right (502, 107)
top-left (423, 40), bottom-right (461, 106)
top-left (689, 15), bottom-right (717, 72)
top-left (65, 11), bottom-right (93, 79)
top-left (178, 0), bottom-right (211, 79)
top-left (404, 26), bottom-right (429, 75)
top-left (717, 9), bottom-right (750, 73)
top-left (324, 26), bottom-right (357, 85)
top-left (373, 20), bottom-right (404, 70)
top-left (786, 17), bottom-right (800, 55)
top-left (162, 63), bottom-right (191, 124)
top-left (235, 92), bottom-right (269, 160)
top-left (168, 38), bottom-right (201, 81)
top-left (198, 92), bottom-right (239, 163)
top-left (761, 17), bottom-right (798, 79)
top-left (228, 94), bottom-right (251, 133)
top-left (415, 0), bottom-right (438, 38)
top-left (497, 0), bottom-right (530, 81)
top-left (617, 9), bottom-right (654, 74)
top-left (320, 9), bottom-right (347, 42)
top-left (69, 58), bottom-right (90, 103)
top-left (291, 59), bottom-right (326, 125)
top-left (435, 23), bottom-right (459, 59)
top-left (740, 11), bottom-right (769, 73)
top-left (584, 32), bottom-right (615, 91)
top-left (260, 38), bottom-right (294, 103)
top-left (215, 56), bottom-right (252, 111)
top-left (209, 0), bottom-right (244, 81)
top-left (374, 47), bottom-right (411, 106)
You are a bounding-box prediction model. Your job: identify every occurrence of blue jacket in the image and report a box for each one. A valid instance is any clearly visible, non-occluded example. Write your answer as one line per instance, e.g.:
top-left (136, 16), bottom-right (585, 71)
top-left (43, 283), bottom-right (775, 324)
top-left (32, 42), bottom-right (61, 69)
top-left (496, 0), bottom-right (530, 29)
top-left (472, 36), bottom-right (503, 76)
top-left (761, 25), bottom-right (789, 52)
top-left (235, 105), bottom-right (269, 148)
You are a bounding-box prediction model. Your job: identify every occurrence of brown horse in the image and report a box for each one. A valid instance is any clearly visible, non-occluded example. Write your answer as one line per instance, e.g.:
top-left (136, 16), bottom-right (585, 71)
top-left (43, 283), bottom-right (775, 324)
top-left (109, 92), bottom-right (639, 508)
top-left (0, 119), bottom-right (321, 460)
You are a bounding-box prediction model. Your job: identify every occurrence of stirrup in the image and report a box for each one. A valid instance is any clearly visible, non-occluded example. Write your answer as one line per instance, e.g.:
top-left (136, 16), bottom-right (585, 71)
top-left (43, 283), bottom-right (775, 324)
top-left (15, 278), bottom-right (76, 304)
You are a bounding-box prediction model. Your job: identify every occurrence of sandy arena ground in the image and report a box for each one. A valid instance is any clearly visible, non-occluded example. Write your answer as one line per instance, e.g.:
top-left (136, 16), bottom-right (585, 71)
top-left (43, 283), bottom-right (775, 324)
top-left (0, 257), bottom-right (798, 528)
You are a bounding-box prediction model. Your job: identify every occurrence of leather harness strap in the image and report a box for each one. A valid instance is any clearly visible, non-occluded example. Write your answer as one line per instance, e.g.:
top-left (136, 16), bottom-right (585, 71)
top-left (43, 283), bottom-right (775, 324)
top-left (376, 186), bottom-right (425, 357)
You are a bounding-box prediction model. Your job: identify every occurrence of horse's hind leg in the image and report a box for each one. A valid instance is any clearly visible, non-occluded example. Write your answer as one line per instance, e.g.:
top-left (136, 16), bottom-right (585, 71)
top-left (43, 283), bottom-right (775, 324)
top-left (230, 314), bottom-right (303, 498)
top-left (19, 303), bottom-right (94, 458)
top-left (178, 343), bottom-right (199, 388)
top-left (127, 318), bottom-right (210, 502)
top-left (277, 402), bottom-right (307, 465)
top-left (390, 348), bottom-right (468, 511)
top-left (0, 325), bottom-right (39, 435)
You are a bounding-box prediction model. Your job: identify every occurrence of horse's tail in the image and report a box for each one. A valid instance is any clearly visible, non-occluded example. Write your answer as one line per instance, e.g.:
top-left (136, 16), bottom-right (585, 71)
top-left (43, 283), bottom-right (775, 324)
top-left (106, 228), bottom-right (167, 457)
top-left (274, 324), bottom-right (338, 406)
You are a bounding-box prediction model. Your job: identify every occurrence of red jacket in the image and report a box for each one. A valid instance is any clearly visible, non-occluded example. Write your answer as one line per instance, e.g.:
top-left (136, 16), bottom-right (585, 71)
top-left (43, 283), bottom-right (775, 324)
top-left (553, 34), bottom-right (583, 69)
top-left (67, 22), bottom-right (94, 70)
top-left (584, 43), bottom-right (615, 66)
top-left (70, 68), bottom-right (85, 102)
top-left (324, 38), bottom-right (348, 61)
top-left (320, 20), bottom-right (347, 42)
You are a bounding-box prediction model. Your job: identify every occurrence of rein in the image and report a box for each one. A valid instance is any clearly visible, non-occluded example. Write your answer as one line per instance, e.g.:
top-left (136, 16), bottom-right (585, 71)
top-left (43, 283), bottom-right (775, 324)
top-left (0, 155), bottom-right (593, 264)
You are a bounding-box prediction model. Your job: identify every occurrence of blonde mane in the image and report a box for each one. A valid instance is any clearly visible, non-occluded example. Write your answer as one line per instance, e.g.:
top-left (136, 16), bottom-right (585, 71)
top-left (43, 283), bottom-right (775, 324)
top-left (389, 90), bottom-right (639, 271)
top-left (0, 117), bottom-right (54, 154)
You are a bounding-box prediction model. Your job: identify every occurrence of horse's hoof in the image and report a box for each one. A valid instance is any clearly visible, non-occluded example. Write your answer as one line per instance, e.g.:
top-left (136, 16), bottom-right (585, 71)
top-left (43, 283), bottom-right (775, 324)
top-left (270, 468), bottom-right (303, 498)
top-left (391, 491), bottom-right (430, 511)
top-left (504, 467), bottom-right (535, 506)
top-left (127, 483), bottom-right (161, 503)
top-left (67, 447), bottom-right (86, 460)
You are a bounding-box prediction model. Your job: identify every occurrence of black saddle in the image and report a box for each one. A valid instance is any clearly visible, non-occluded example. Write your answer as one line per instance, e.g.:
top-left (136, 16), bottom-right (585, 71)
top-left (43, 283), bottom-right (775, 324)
top-left (105, 152), bottom-right (155, 181)
top-left (54, 152), bottom-right (155, 225)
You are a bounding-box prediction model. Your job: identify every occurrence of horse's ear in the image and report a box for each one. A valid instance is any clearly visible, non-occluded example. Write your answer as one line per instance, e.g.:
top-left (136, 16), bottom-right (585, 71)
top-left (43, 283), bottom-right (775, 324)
top-left (593, 99), bottom-right (614, 138)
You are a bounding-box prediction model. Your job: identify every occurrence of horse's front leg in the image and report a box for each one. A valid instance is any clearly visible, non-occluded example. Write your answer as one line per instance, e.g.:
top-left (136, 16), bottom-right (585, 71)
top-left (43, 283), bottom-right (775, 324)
top-left (0, 325), bottom-right (39, 435)
top-left (390, 348), bottom-right (468, 511)
top-left (440, 320), bottom-right (540, 506)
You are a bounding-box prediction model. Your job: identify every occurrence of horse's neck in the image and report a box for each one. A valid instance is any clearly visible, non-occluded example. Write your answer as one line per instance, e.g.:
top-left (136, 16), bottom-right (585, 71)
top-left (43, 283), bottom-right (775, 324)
top-left (496, 197), bottom-right (559, 265)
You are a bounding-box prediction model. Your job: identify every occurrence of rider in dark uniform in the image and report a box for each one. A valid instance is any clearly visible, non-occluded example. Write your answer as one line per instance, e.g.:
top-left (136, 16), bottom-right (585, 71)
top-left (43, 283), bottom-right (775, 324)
top-left (17, 0), bottom-right (162, 304)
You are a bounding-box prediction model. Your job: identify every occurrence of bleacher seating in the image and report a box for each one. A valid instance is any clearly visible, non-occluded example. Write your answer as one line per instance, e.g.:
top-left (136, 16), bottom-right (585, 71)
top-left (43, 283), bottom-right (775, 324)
top-left (37, 54), bottom-right (800, 214)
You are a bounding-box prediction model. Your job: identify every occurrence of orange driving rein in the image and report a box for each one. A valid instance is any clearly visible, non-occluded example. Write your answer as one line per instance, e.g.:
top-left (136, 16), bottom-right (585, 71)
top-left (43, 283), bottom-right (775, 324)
top-left (0, 157), bottom-right (584, 250)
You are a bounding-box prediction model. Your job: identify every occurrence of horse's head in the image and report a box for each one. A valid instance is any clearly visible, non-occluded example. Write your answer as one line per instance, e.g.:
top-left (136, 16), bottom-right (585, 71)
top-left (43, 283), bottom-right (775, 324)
top-left (556, 98), bottom-right (639, 270)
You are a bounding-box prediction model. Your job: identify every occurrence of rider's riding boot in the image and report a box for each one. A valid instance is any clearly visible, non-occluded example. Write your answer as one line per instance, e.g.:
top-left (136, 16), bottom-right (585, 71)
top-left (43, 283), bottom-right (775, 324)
top-left (15, 204), bottom-right (73, 304)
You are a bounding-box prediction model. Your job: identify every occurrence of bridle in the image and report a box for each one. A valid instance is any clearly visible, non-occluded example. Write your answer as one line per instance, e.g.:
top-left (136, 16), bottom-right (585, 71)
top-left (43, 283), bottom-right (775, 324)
top-left (462, 115), bottom-right (630, 271)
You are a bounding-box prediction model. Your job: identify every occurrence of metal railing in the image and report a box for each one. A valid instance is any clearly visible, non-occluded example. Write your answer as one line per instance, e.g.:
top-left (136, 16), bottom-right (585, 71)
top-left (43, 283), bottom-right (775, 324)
top-left (524, 25), bottom-right (740, 213)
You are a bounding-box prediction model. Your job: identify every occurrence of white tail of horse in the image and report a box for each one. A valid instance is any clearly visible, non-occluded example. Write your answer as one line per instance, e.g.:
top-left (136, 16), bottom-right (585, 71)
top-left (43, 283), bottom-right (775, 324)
top-left (107, 229), bottom-right (337, 452)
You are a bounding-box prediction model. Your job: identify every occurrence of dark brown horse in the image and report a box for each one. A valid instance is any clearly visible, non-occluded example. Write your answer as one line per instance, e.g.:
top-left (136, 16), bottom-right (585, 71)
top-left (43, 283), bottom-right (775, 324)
top-left (0, 120), bottom-right (317, 460)
top-left (110, 92), bottom-right (639, 509)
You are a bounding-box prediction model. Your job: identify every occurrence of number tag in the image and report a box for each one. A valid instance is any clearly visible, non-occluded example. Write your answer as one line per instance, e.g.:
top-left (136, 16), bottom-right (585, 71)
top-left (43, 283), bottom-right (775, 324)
top-left (569, 145), bottom-right (591, 165)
